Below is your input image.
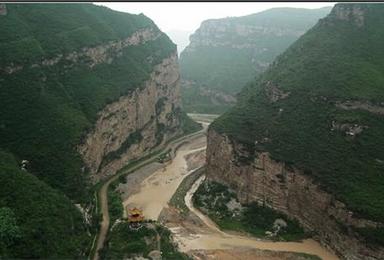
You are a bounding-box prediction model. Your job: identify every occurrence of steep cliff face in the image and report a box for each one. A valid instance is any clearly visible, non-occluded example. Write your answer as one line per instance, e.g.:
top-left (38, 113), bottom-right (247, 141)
top-left (207, 129), bottom-right (384, 260)
top-left (179, 7), bottom-right (332, 113)
top-left (207, 3), bottom-right (384, 259)
top-left (79, 52), bottom-right (182, 181)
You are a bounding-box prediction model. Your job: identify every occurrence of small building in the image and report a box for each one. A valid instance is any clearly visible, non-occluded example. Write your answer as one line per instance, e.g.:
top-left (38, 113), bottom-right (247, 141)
top-left (128, 207), bottom-right (144, 223)
top-left (128, 207), bottom-right (144, 229)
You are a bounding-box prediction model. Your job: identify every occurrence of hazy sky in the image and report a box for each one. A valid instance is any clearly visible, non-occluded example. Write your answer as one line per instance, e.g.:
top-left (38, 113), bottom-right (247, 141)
top-left (96, 2), bottom-right (335, 32)
top-left (95, 2), bottom-right (335, 53)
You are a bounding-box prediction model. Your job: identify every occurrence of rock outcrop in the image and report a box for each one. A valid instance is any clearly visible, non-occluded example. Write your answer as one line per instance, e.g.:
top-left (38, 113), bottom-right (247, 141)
top-left (1, 27), bottom-right (161, 74)
top-left (185, 19), bottom-right (303, 53)
top-left (331, 3), bottom-right (365, 27)
top-left (206, 128), bottom-right (384, 260)
top-left (79, 52), bottom-right (182, 182)
top-left (0, 4), bottom-right (6, 16)
top-left (335, 100), bottom-right (384, 115)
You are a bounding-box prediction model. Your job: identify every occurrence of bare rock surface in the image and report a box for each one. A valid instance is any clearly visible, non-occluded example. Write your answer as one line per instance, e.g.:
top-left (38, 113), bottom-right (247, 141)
top-left (79, 52), bottom-right (182, 182)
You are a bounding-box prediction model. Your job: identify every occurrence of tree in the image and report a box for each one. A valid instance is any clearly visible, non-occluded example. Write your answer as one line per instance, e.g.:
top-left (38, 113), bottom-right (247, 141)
top-left (0, 207), bottom-right (22, 257)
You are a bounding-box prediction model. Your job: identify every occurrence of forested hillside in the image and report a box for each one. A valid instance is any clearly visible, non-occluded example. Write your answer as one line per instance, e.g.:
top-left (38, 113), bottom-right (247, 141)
top-left (0, 4), bottom-right (177, 199)
top-left (212, 3), bottom-right (384, 223)
top-left (180, 7), bottom-right (331, 113)
top-left (0, 150), bottom-right (89, 258)
top-left (0, 4), bottom-right (194, 257)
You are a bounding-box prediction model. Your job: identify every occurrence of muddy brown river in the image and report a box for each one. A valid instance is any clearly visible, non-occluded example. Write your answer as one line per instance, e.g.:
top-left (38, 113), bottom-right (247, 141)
top-left (123, 144), bottom-right (205, 220)
top-left (121, 114), bottom-right (339, 259)
top-left (175, 175), bottom-right (339, 260)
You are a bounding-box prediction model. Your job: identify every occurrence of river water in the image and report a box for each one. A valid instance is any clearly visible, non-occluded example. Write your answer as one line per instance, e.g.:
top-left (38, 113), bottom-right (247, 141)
top-left (122, 114), bottom-right (339, 259)
top-left (123, 139), bottom-right (206, 220)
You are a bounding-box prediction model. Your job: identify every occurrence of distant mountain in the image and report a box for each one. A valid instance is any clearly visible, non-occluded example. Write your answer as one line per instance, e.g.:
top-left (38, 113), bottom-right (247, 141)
top-left (180, 7), bottom-right (332, 114)
top-left (208, 4), bottom-right (384, 259)
top-left (166, 29), bottom-right (192, 54)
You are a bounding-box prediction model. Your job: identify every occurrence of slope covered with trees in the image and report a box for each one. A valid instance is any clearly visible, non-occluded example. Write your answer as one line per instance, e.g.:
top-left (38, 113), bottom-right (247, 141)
top-left (0, 150), bottom-right (89, 258)
top-left (0, 4), bottom-right (194, 257)
top-left (180, 7), bottom-right (332, 114)
top-left (212, 3), bottom-right (384, 222)
top-left (0, 4), bottom-right (177, 200)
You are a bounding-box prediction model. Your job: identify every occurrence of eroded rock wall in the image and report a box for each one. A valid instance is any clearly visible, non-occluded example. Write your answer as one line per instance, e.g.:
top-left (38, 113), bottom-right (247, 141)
top-left (206, 128), bottom-right (384, 260)
top-left (79, 52), bottom-right (182, 182)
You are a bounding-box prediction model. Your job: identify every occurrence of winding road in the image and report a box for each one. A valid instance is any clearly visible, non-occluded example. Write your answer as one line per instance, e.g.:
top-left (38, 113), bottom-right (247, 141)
top-left (92, 122), bottom-right (208, 260)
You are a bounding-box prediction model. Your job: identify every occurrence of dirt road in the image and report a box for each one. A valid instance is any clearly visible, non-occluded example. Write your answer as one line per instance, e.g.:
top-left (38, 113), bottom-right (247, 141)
top-left (92, 124), bottom-right (207, 260)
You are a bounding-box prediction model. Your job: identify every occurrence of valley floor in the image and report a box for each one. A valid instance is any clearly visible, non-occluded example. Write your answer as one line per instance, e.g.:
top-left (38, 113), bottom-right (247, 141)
top-left (106, 114), bottom-right (339, 259)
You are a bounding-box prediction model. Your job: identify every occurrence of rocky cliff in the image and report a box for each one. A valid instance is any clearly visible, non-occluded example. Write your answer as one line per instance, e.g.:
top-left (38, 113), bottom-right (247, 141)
top-left (79, 52), bottom-right (183, 182)
top-left (207, 128), bottom-right (384, 260)
top-left (207, 3), bottom-right (384, 259)
top-left (179, 7), bottom-right (332, 113)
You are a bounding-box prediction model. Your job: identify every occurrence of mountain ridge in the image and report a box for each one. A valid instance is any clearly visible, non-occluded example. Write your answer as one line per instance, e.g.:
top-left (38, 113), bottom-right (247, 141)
top-left (207, 3), bottom-right (384, 259)
top-left (180, 6), bottom-right (332, 113)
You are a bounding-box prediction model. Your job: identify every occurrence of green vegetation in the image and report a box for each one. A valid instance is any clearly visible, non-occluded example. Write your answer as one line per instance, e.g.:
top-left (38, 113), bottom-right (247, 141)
top-left (157, 225), bottom-right (190, 259)
top-left (193, 180), bottom-right (306, 241)
top-left (0, 4), bottom-right (176, 201)
top-left (179, 109), bottom-right (203, 134)
top-left (101, 131), bottom-right (143, 169)
top-left (108, 180), bottom-right (124, 225)
top-left (0, 3), bottom-right (188, 258)
top-left (100, 222), bottom-right (190, 259)
top-left (169, 167), bottom-right (205, 215)
top-left (180, 7), bottom-right (332, 113)
top-left (0, 4), bottom-right (155, 63)
top-left (212, 4), bottom-right (384, 223)
top-left (0, 150), bottom-right (90, 258)
top-left (157, 149), bottom-right (171, 163)
top-left (243, 203), bottom-right (307, 241)
top-left (93, 124), bottom-right (203, 259)
top-left (100, 223), bottom-right (156, 259)
top-left (0, 207), bottom-right (21, 257)
top-left (354, 226), bottom-right (384, 247)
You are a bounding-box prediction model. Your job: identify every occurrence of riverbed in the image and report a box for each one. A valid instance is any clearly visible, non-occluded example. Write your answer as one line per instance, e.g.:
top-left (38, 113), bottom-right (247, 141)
top-left (171, 175), bottom-right (339, 260)
top-left (121, 114), bottom-right (339, 259)
top-left (123, 136), bottom-right (206, 220)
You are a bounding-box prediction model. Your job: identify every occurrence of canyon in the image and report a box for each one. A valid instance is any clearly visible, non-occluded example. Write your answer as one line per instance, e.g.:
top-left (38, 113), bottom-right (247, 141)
top-left (179, 7), bottom-right (332, 113)
top-left (1, 2), bottom-right (384, 260)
